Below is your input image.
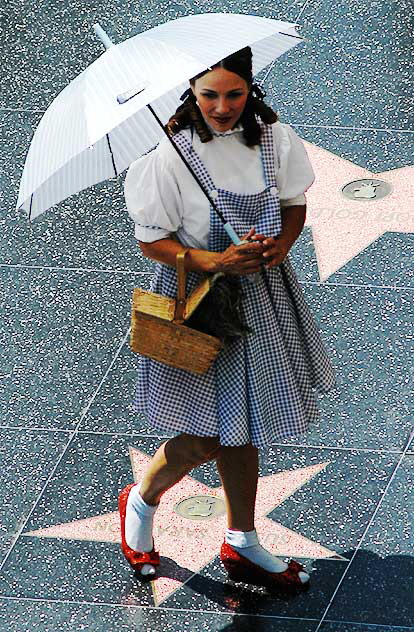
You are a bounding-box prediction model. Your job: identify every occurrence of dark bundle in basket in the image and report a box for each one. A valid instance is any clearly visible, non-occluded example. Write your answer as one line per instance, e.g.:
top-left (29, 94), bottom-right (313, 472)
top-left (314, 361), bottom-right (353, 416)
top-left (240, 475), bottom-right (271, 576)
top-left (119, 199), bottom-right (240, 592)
top-left (184, 274), bottom-right (254, 346)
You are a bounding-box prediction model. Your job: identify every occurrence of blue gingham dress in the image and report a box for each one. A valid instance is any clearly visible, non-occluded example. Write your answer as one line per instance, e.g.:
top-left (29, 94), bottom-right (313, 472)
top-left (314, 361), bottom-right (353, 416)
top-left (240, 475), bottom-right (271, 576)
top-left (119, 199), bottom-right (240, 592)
top-left (132, 121), bottom-right (336, 447)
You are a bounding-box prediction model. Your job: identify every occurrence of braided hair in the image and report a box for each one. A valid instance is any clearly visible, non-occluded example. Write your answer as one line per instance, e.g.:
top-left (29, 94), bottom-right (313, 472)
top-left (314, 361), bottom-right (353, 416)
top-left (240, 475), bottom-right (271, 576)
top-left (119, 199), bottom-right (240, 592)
top-left (165, 46), bottom-right (278, 147)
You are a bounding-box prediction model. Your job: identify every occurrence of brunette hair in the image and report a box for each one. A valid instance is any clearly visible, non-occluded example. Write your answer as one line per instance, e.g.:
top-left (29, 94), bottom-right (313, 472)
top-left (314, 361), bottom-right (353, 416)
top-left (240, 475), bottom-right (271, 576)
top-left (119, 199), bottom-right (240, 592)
top-left (165, 46), bottom-right (278, 147)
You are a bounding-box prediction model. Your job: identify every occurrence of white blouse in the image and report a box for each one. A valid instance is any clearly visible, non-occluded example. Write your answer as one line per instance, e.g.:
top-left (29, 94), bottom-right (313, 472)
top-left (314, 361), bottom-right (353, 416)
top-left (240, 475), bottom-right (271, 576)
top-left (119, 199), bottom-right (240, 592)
top-left (124, 118), bottom-right (315, 250)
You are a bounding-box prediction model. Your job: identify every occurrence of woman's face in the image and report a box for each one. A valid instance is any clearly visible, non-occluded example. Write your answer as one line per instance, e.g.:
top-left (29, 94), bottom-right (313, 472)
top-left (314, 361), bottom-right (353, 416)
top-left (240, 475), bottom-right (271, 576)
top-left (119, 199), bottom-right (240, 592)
top-left (191, 67), bottom-right (250, 133)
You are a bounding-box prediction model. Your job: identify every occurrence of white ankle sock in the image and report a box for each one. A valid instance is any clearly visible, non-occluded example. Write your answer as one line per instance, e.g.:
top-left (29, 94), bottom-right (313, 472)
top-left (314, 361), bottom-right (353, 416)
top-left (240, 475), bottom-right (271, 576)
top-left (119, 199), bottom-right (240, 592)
top-left (125, 482), bottom-right (158, 552)
top-left (225, 528), bottom-right (310, 583)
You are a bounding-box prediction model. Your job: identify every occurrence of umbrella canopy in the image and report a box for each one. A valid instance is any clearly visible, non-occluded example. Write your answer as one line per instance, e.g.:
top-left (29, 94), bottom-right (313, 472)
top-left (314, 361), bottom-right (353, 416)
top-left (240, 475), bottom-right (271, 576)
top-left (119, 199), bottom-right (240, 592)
top-left (16, 12), bottom-right (305, 221)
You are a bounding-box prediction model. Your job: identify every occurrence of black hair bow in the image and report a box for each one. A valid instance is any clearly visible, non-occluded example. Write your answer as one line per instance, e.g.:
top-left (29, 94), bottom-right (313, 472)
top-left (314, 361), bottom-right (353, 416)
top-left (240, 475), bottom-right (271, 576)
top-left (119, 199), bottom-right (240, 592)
top-left (251, 83), bottom-right (266, 99)
top-left (179, 88), bottom-right (194, 101)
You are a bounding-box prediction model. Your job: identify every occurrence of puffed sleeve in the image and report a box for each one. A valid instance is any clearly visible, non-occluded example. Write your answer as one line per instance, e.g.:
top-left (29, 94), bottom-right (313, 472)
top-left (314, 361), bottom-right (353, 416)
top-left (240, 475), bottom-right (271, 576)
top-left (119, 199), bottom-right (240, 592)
top-left (124, 140), bottom-right (183, 243)
top-left (272, 121), bottom-right (315, 205)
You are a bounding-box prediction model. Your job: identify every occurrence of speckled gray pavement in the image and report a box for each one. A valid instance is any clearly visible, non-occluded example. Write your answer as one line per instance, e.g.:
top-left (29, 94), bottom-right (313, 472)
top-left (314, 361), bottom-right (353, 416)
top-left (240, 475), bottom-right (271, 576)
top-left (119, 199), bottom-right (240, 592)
top-left (1, 1), bottom-right (413, 631)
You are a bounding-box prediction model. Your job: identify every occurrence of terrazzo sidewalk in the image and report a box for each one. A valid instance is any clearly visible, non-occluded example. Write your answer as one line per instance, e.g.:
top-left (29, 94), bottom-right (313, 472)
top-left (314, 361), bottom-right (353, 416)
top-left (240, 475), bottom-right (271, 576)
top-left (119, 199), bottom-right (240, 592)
top-left (1, 0), bottom-right (413, 630)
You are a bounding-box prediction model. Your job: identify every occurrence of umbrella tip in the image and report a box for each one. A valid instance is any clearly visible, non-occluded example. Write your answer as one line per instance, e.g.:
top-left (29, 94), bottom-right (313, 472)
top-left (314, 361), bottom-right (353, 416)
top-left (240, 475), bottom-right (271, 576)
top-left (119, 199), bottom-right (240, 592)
top-left (93, 23), bottom-right (114, 49)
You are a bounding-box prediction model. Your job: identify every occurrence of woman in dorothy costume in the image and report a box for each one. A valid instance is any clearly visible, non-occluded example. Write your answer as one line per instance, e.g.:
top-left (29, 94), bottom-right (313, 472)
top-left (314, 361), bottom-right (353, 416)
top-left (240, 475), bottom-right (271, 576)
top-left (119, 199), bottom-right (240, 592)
top-left (119, 46), bottom-right (336, 591)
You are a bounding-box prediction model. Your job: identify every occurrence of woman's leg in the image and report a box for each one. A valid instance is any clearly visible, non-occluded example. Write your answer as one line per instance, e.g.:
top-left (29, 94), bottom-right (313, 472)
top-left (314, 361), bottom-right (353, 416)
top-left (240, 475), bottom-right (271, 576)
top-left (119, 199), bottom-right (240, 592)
top-left (138, 433), bottom-right (221, 505)
top-left (215, 442), bottom-right (309, 582)
top-left (122, 433), bottom-right (221, 575)
top-left (215, 442), bottom-right (259, 531)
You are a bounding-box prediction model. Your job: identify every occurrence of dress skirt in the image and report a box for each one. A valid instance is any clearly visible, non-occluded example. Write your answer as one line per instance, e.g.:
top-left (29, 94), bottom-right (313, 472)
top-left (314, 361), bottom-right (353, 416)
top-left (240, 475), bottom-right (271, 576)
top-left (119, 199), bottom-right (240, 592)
top-left (131, 255), bottom-right (337, 448)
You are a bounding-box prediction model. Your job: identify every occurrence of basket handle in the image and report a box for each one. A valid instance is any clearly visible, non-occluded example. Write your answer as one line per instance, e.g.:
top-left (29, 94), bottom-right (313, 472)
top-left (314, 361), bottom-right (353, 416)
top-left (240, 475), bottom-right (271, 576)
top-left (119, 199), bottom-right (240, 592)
top-left (174, 248), bottom-right (191, 322)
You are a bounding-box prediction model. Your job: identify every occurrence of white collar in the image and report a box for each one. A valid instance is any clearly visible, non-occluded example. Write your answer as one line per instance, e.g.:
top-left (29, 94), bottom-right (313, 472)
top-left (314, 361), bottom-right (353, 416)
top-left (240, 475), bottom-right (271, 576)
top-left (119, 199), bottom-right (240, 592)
top-left (200, 113), bottom-right (244, 137)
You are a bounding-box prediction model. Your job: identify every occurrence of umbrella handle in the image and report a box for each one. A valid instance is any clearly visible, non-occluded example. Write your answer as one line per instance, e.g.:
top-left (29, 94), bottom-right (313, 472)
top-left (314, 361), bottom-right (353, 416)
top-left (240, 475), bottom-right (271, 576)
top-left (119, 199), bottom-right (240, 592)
top-left (223, 222), bottom-right (243, 245)
top-left (234, 237), bottom-right (264, 285)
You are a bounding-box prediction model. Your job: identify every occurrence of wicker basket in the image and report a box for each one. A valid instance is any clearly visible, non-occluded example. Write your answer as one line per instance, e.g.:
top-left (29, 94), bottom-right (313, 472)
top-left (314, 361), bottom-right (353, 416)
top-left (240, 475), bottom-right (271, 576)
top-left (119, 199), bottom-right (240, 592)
top-left (130, 248), bottom-right (223, 374)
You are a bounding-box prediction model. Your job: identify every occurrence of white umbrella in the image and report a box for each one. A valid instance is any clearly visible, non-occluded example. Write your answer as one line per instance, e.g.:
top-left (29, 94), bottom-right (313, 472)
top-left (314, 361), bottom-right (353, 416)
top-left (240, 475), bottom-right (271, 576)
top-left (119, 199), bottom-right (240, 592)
top-left (16, 12), bottom-right (305, 233)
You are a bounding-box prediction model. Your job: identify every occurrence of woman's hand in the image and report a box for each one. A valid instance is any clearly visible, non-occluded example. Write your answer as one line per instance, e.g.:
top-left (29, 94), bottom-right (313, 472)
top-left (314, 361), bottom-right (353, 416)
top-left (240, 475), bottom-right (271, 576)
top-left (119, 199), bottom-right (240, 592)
top-left (250, 233), bottom-right (291, 269)
top-left (217, 227), bottom-right (266, 276)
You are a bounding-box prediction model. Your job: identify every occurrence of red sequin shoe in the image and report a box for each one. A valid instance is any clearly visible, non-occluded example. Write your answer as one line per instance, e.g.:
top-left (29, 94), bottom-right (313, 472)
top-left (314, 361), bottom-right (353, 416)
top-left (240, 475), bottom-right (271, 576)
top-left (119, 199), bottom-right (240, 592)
top-left (220, 540), bottom-right (310, 592)
top-left (118, 483), bottom-right (160, 573)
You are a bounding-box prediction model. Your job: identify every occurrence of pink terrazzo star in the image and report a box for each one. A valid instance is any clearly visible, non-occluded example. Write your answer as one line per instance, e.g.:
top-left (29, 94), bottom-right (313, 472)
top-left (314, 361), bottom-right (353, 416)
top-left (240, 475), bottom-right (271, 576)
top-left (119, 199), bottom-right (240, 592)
top-left (301, 141), bottom-right (413, 281)
top-left (25, 447), bottom-right (346, 605)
